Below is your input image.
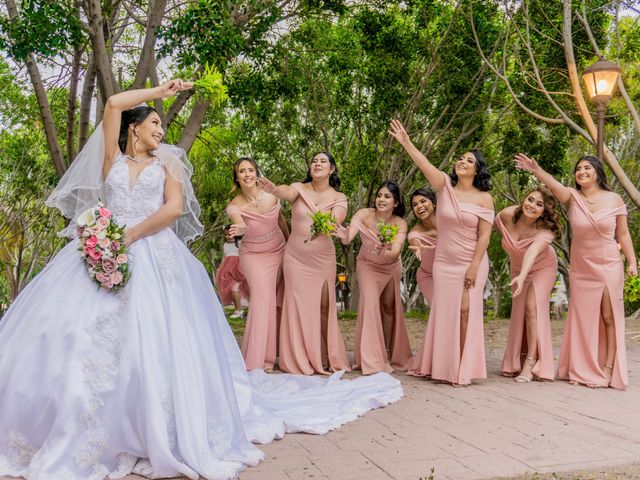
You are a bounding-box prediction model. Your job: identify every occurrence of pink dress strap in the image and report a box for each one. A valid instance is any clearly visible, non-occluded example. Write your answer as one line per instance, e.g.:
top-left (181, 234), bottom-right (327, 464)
top-left (441, 173), bottom-right (494, 225)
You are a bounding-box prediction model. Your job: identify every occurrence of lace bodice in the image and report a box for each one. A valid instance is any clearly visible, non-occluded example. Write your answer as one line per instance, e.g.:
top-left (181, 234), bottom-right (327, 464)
top-left (105, 155), bottom-right (165, 227)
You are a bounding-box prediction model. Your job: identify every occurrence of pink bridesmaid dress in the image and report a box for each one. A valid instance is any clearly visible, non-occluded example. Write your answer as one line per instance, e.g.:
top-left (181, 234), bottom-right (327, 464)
top-left (352, 216), bottom-right (412, 374)
top-left (410, 174), bottom-right (494, 385)
top-left (226, 203), bottom-right (286, 371)
top-left (495, 214), bottom-right (557, 380)
top-left (278, 183), bottom-right (351, 375)
top-left (557, 189), bottom-right (629, 389)
top-left (407, 230), bottom-right (437, 305)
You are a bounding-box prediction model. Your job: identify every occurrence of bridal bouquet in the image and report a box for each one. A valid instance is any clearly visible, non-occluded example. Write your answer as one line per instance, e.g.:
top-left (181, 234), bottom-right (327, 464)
top-left (377, 220), bottom-right (399, 245)
top-left (76, 203), bottom-right (131, 292)
top-left (306, 211), bottom-right (337, 243)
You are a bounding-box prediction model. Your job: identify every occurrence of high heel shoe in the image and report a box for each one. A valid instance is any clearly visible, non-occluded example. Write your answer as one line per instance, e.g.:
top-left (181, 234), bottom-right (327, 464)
top-left (229, 309), bottom-right (245, 319)
top-left (515, 356), bottom-right (536, 383)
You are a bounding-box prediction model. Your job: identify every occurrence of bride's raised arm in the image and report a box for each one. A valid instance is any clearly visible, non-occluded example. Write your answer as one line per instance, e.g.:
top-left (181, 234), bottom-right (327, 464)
top-left (102, 80), bottom-right (193, 176)
top-left (388, 119), bottom-right (445, 191)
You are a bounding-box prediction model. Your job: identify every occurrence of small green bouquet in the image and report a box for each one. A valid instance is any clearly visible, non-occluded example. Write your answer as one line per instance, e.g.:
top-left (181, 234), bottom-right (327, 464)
top-left (624, 275), bottom-right (640, 303)
top-left (377, 220), bottom-right (399, 244)
top-left (307, 211), bottom-right (337, 243)
top-left (194, 63), bottom-right (228, 107)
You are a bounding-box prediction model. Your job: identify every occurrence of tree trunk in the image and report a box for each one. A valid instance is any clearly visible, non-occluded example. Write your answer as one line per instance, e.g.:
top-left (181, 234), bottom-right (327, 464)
top-left (83, 0), bottom-right (119, 101)
top-left (66, 47), bottom-right (83, 162)
top-left (131, 0), bottom-right (168, 89)
top-left (176, 99), bottom-right (210, 152)
top-left (5, 0), bottom-right (66, 177)
top-left (78, 59), bottom-right (96, 152)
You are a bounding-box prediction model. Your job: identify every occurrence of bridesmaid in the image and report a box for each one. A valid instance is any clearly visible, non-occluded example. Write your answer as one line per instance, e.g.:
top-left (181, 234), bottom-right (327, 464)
top-left (226, 157), bottom-right (288, 371)
top-left (495, 186), bottom-right (560, 382)
top-left (389, 119), bottom-right (494, 386)
top-left (335, 180), bottom-right (412, 374)
top-left (515, 154), bottom-right (637, 389)
top-left (407, 187), bottom-right (438, 305)
top-left (258, 152), bottom-right (351, 375)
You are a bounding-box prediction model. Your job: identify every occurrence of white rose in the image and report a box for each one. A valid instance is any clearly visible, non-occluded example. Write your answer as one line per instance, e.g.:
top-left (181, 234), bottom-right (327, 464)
top-left (96, 229), bottom-right (107, 239)
top-left (77, 208), bottom-right (96, 227)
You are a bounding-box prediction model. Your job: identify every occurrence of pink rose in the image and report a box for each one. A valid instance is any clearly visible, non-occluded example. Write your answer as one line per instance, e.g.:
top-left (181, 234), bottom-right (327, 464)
top-left (111, 241), bottom-right (121, 251)
top-left (99, 208), bottom-right (111, 219)
top-left (95, 271), bottom-right (107, 283)
top-left (116, 253), bottom-right (128, 265)
top-left (110, 271), bottom-right (123, 285)
top-left (87, 225), bottom-right (100, 236)
top-left (87, 247), bottom-right (102, 260)
top-left (102, 257), bottom-right (118, 274)
top-left (101, 281), bottom-right (114, 290)
top-left (85, 235), bottom-right (98, 249)
top-left (86, 256), bottom-right (98, 267)
top-left (98, 237), bottom-right (111, 249)
top-left (76, 226), bottom-right (84, 237)
top-left (95, 217), bottom-right (110, 231)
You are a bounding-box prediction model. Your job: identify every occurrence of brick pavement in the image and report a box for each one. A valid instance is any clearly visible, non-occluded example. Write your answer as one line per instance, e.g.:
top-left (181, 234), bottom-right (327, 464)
top-left (238, 346), bottom-right (640, 480)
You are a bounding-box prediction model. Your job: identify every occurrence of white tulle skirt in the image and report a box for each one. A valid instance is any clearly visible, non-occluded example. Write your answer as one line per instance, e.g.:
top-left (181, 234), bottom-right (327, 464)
top-left (0, 228), bottom-right (402, 480)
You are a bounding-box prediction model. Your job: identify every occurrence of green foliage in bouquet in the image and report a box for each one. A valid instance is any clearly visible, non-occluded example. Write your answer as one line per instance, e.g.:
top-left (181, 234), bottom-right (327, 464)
top-left (194, 63), bottom-right (228, 107)
top-left (306, 211), bottom-right (337, 243)
top-left (377, 220), bottom-right (398, 244)
top-left (625, 275), bottom-right (640, 303)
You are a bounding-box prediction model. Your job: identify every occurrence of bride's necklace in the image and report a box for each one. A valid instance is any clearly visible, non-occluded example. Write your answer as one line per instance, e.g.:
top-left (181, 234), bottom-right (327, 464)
top-left (125, 154), bottom-right (152, 164)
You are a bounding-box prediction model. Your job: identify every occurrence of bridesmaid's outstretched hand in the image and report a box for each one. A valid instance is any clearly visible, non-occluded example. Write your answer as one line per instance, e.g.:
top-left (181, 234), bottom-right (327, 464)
top-left (332, 224), bottom-right (349, 241)
top-left (388, 119), bottom-right (412, 146)
top-left (514, 153), bottom-right (540, 173)
top-left (257, 176), bottom-right (276, 194)
top-left (409, 243), bottom-right (435, 262)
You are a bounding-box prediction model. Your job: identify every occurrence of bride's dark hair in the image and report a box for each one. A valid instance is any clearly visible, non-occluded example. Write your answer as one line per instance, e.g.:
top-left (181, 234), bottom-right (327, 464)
top-left (118, 106), bottom-right (159, 153)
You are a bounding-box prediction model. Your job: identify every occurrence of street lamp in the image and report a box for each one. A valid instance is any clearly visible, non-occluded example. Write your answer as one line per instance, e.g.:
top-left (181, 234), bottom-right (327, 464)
top-left (582, 57), bottom-right (621, 161)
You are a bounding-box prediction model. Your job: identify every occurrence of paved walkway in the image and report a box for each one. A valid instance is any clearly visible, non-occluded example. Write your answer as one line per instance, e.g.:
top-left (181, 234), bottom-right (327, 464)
top-left (238, 346), bottom-right (640, 480)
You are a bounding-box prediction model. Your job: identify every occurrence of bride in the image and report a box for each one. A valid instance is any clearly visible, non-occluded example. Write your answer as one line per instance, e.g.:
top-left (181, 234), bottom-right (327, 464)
top-left (0, 81), bottom-right (402, 480)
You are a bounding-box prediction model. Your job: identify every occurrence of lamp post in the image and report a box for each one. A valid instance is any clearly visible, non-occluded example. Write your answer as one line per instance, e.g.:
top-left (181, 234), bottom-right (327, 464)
top-left (582, 57), bottom-right (621, 161)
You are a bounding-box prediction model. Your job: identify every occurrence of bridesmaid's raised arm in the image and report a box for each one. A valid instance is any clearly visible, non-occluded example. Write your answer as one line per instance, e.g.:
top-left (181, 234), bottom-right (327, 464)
top-left (388, 119), bottom-right (445, 191)
top-left (514, 153), bottom-right (571, 206)
top-left (257, 177), bottom-right (299, 203)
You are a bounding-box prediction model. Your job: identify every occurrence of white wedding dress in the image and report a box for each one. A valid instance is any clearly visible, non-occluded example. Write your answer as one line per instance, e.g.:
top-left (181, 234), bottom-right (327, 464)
top-left (0, 154), bottom-right (402, 480)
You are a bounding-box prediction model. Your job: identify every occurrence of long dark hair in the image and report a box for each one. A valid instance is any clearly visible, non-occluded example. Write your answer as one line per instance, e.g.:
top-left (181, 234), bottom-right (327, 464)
top-left (233, 157), bottom-right (262, 189)
top-left (574, 155), bottom-right (611, 191)
top-left (450, 149), bottom-right (491, 191)
top-left (303, 151), bottom-right (341, 191)
top-left (375, 180), bottom-right (405, 217)
top-left (118, 105), bottom-right (158, 153)
top-left (513, 185), bottom-right (562, 239)
top-left (409, 187), bottom-right (437, 214)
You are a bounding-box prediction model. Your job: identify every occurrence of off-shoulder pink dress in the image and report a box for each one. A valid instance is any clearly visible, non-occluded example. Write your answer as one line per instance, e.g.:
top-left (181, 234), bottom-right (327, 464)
top-left (351, 216), bottom-right (412, 374)
top-left (410, 174), bottom-right (494, 385)
top-left (557, 189), bottom-right (628, 390)
top-left (278, 183), bottom-right (351, 375)
top-left (226, 203), bottom-right (286, 371)
top-left (407, 230), bottom-right (437, 305)
top-left (495, 214), bottom-right (557, 380)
